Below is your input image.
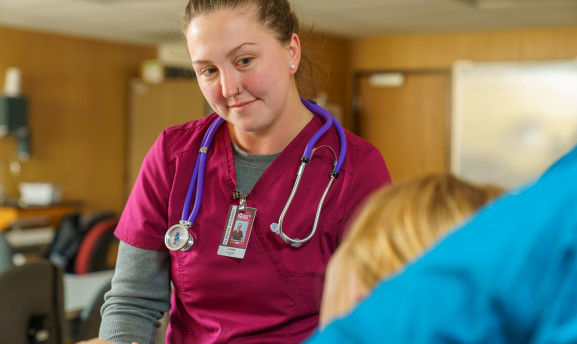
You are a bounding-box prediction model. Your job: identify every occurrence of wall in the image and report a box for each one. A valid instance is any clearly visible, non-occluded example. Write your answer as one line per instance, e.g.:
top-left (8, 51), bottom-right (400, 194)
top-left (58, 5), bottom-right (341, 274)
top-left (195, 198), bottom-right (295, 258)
top-left (0, 25), bottom-right (349, 215)
top-left (348, 25), bottom-right (577, 183)
top-left (351, 26), bottom-right (577, 70)
top-left (6, 24), bottom-right (571, 212)
top-left (300, 27), bottom-right (577, 141)
top-left (0, 26), bottom-right (156, 213)
top-left (307, 32), bottom-right (353, 129)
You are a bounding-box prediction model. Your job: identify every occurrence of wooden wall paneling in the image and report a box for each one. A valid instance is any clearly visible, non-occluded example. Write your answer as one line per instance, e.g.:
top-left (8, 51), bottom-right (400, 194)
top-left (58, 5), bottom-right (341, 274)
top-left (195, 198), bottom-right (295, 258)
top-left (0, 26), bottom-right (156, 213)
top-left (306, 33), bottom-right (353, 129)
top-left (351, 27), bottom-right (577, 71)
top-left (2, 25), bottom-right (575, 212)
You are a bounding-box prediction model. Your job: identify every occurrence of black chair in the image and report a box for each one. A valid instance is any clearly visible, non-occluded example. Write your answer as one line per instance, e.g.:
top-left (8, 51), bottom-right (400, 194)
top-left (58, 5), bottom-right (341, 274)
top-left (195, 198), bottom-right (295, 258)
top-left (0, 259), bottom-right (66, 344)
top-left (43, 212), bottom-right (82, 272)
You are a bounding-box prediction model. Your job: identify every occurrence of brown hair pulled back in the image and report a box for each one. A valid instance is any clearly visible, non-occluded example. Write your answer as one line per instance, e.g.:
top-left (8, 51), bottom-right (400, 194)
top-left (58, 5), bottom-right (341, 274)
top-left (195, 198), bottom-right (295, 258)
top-left (183, 0), bottom-right (318, 98)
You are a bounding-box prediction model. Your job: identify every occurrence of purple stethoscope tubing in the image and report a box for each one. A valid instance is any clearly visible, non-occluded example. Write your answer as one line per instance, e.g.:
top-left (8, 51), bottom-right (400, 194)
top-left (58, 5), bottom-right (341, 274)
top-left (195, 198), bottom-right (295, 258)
top-left (181, 116), bottom-right (225, 223)
top-left (301, 98), bottom-right (346, 175)
top-left (180, 98), bottom-right (347, 231)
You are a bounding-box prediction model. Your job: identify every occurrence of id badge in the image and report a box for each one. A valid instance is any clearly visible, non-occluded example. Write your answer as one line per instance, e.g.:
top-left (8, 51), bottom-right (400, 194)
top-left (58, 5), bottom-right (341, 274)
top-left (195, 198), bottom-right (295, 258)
top-left (217, 205), bottom-right (257, 259)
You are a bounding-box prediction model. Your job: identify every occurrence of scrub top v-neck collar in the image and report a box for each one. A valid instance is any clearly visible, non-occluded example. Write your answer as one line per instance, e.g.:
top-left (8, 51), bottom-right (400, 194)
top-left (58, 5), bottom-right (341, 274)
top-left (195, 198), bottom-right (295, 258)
top-left (219, 115), bottom-right (328, 204)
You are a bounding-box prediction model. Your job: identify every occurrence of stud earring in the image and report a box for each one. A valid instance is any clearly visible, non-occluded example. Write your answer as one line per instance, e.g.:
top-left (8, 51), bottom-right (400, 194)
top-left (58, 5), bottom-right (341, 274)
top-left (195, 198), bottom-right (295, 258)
top-left (290, 64), bottom-right (296, 70)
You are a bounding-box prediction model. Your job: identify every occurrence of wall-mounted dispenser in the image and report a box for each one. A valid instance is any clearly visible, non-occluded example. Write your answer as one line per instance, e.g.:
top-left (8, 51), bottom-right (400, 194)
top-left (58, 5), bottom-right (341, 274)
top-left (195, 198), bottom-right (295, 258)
top-left (0, 67), bottom-right (30, 160)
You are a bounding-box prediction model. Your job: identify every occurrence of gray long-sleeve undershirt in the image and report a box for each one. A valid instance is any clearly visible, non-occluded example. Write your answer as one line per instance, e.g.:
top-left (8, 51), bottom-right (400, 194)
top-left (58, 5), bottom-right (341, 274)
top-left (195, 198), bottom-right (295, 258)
top-left (99, 243), bottom-right (170, 344)
top-left (99, 142), bottom-right (278, 343)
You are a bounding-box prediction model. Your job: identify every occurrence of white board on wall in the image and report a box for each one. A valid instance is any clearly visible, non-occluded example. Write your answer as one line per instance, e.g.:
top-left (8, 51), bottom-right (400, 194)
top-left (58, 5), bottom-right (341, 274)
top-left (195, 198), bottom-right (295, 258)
top-left (452, 59), bottom-right (577, 190)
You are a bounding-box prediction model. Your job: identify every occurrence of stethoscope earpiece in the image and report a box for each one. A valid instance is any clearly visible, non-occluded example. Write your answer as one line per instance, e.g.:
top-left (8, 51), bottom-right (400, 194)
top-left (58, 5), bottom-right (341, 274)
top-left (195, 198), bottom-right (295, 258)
top-left (165, 220), bottom-right (194, 251)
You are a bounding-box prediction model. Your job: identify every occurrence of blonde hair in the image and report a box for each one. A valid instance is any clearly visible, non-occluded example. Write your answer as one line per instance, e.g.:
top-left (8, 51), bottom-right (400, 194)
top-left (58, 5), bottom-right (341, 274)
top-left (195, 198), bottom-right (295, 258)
top-left (336, 173), bottom-right (504, 291)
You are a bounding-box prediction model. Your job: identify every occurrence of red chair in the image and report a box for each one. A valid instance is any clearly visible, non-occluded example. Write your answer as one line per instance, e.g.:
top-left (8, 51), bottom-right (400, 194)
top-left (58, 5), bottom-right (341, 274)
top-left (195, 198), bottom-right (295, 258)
top-left (74, 217), bottom-right (119, 275)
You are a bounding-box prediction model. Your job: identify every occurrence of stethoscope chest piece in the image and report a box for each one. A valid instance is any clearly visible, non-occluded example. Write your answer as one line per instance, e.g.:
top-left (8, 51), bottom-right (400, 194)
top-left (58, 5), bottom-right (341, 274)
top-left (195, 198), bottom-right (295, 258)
top-left (165, 220), bottom-right (194, 251)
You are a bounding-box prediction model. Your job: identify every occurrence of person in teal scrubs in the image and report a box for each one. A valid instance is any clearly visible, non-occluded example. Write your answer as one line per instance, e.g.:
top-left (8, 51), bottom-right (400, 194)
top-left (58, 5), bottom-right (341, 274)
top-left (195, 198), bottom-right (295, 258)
top-left (306, 144), bottom-right (577, 343)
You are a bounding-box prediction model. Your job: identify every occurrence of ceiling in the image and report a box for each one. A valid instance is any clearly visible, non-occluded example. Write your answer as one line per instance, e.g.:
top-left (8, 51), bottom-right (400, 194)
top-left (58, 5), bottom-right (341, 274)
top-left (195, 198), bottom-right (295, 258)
top-left (0, 0), bottom-right (576, 45)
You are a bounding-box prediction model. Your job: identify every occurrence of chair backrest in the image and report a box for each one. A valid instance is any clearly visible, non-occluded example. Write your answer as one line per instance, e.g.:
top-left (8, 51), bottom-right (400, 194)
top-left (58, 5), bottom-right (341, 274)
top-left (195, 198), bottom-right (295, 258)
top-left (74, 217), bottom-right (119, 275)
top-left (44, 211), bottom-right (117, 274)
top-left (0, 233), bottom-right (13, 273)
top-left (43, 212), bottom-right (82, 272)
top-left (0, 259), bottom-right (66, 344)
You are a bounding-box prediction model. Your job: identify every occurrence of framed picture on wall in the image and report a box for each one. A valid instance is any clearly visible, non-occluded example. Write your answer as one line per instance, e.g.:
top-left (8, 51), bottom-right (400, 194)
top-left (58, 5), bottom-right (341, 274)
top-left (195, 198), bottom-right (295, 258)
top-left (452, 59), bottom-right (577, 190)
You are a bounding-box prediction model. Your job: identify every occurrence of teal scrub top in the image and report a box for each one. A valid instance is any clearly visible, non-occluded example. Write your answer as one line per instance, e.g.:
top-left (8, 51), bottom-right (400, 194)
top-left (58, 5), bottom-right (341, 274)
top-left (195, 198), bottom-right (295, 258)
top-left (305, 144), bottom-right (577, 343)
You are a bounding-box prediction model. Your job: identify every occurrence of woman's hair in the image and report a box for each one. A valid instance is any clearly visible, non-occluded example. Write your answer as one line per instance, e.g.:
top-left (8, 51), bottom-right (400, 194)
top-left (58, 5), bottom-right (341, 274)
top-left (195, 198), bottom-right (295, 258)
top-left (336, 173), bottom-right (504, 291)
top-left (183, 0), bottom-right (319, 98)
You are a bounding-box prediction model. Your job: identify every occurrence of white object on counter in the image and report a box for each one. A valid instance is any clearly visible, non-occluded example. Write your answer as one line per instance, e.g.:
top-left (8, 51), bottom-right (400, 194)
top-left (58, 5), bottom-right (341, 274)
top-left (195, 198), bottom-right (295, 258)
top-left (18, 182), bottom-right (62, 206)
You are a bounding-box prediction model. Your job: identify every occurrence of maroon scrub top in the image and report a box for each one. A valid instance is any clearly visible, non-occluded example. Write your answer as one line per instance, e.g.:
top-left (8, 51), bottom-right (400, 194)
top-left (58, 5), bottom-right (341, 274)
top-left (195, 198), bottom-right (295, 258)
top-left (115, 113), bottom-right (391, 343)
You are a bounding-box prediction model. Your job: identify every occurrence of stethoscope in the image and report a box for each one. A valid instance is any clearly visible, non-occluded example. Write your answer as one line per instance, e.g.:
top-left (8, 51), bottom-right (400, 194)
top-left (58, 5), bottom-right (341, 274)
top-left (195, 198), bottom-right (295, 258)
top-left (164, 98), bottom-right (347, 251)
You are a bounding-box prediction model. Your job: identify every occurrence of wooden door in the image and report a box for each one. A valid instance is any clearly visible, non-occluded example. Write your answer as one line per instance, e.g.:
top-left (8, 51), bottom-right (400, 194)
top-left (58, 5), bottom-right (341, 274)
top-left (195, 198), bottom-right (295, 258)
top-left (358, 71), bottom-right (450, 183)
top-left (127, 80), bottom-right (207, 198)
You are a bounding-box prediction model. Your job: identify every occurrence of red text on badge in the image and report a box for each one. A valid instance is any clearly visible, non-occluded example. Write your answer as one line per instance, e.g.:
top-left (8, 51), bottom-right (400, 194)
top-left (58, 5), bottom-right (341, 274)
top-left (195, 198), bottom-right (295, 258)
top-left (237, 213), bottom-right (251, 220)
